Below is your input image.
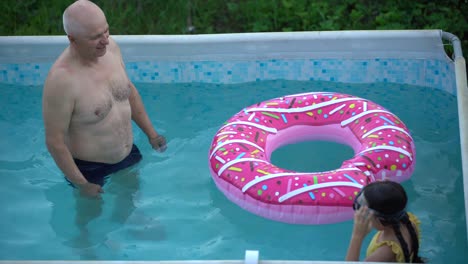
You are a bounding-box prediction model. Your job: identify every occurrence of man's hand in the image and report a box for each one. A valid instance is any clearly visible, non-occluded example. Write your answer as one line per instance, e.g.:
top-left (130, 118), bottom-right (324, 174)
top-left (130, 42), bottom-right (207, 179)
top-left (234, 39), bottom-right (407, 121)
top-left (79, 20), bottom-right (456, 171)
top-left (149, 134), bottom-right (167, 152)
top-left (77, 182), bottom-right (104, 198)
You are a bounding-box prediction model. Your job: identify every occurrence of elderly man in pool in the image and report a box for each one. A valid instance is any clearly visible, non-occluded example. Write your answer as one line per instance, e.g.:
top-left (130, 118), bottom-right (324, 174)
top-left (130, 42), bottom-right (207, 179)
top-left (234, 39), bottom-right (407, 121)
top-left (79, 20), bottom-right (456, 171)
top-left (42, 0), bottom-right (167, 198)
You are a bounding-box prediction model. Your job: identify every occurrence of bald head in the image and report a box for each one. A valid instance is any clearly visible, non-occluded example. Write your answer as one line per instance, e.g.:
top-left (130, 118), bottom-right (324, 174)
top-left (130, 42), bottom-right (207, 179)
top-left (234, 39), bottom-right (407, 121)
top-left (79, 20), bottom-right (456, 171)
top-left (63, 0), bottom-right (106, 37)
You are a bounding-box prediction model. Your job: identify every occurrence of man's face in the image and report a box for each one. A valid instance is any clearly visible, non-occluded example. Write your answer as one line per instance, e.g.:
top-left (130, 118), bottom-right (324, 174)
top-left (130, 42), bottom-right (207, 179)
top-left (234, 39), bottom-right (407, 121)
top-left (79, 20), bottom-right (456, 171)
top-left (71, 15), bottom-right (109, 59)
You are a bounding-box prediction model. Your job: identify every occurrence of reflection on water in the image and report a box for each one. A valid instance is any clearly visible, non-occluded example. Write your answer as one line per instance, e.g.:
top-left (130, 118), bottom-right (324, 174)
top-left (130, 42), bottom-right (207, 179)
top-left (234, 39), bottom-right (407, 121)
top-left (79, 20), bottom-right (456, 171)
top-left (44, 168), bottom-right (165, 259)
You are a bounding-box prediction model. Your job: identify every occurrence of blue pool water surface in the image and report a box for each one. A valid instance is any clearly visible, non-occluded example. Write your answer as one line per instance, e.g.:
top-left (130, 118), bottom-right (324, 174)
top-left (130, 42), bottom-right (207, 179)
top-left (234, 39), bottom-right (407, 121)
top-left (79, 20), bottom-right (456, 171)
top-left (0, 80), bottom-right (466, 262)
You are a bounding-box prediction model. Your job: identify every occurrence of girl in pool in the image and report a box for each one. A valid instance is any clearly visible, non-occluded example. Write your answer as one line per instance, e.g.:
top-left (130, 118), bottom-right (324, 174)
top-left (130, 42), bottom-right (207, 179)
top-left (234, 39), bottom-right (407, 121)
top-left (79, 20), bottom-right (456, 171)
top-left (345, 180), bottom-right (424, 263)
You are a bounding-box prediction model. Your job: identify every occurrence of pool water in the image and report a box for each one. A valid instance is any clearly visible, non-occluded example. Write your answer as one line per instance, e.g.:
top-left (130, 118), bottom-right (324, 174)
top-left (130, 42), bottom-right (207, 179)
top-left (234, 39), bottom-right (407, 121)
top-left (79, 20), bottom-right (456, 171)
top-left (0, 80), bottom-right (466, 262)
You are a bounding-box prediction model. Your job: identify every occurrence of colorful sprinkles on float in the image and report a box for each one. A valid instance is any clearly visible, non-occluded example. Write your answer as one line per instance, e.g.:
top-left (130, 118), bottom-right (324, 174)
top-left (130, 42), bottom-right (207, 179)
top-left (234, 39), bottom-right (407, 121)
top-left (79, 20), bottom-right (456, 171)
top-left (208, 92), bottom-right (416, 224)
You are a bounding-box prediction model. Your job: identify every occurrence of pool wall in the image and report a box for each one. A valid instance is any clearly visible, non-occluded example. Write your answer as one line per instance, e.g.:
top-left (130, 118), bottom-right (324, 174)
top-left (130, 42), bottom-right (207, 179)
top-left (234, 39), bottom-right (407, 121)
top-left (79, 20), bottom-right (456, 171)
top-left (0, 30), bottom-right (466, 263)
top-left (0, 30), bottom-right (456, 94)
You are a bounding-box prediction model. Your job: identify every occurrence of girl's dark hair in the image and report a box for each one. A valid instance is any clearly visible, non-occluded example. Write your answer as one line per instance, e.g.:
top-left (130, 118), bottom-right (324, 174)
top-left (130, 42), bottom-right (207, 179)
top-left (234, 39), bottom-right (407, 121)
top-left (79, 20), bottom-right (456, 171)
top-left (363, 181), bottom-right (424, 263)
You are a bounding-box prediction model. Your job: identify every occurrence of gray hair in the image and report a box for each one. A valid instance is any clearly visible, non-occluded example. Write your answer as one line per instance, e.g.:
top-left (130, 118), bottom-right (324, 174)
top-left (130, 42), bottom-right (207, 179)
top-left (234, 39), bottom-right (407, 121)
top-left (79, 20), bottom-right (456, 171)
top-left (62, 10), bottom-right (70, 34)
top-left (62, 1), bottom-right (87, 36)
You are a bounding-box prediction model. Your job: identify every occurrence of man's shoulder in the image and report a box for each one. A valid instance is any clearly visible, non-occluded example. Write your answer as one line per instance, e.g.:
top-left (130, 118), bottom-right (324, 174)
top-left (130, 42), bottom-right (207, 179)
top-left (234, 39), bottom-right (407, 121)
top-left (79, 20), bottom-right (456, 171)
top-left (46, 63), bottom-right (73, 86)
top-left (48, 49), bottom-right (78, 79)
top-left (44, 55), bottom-right (77, 94)
top-left (107, 37), bottom-right (122, 56)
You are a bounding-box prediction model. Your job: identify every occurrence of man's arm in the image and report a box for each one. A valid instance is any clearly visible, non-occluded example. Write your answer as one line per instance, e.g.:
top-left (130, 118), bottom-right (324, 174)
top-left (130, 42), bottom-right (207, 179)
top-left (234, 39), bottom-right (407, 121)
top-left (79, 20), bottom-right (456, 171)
top-left (113, 39), bottom-right (167, 152)
top-left (128, 81), bottom-right (167, 152)
top-left (42, 70), bottom-right (103, 196)
top-left (128, 81), bottom-right (158, 139)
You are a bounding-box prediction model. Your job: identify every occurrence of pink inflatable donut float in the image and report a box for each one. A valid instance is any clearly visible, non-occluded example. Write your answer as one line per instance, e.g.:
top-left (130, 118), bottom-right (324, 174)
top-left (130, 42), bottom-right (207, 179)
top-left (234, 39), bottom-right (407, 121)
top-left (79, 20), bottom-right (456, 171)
top-left (208, 92), bottom-right (415, 224)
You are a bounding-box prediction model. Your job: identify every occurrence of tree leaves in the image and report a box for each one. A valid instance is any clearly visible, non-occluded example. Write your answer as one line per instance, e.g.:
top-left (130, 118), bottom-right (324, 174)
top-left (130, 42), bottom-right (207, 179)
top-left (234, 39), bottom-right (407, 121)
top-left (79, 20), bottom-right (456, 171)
top-left (1, 0), bottom-right (466, 56)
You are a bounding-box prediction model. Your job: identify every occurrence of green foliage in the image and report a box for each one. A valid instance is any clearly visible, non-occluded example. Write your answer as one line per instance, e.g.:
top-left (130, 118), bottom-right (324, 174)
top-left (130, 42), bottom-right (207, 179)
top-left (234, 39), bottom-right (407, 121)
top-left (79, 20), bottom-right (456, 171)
top-left (0, 0), bottom-right (68, 35)
top-left (0, 0), bottom-right (467, 57)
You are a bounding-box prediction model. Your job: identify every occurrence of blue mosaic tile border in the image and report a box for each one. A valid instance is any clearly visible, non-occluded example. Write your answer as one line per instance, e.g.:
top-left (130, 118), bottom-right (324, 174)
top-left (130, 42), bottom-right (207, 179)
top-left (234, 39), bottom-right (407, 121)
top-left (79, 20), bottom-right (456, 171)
top-left (0, 62), bottom-right (52, 87)
top-left (0, 58), bottom-right (456, 94)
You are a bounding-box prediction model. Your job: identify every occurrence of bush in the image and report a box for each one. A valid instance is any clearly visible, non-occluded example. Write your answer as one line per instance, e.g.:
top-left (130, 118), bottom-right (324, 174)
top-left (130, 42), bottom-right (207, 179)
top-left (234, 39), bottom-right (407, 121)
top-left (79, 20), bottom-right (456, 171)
top-left (1, 0), bottom-right (466, 57)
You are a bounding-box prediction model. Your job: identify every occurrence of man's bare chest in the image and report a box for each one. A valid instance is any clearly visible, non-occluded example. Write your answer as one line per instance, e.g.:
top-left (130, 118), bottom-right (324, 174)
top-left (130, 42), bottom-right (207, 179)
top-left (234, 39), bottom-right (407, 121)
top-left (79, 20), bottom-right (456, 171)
top-left (72, 61), bottom-right (132, 124)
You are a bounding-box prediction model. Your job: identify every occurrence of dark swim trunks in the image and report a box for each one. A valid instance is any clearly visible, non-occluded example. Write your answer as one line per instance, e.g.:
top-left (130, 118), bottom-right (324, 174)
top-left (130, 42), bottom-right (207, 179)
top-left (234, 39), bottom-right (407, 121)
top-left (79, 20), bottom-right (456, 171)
top-left (72, 144), bottom-right (142, 186)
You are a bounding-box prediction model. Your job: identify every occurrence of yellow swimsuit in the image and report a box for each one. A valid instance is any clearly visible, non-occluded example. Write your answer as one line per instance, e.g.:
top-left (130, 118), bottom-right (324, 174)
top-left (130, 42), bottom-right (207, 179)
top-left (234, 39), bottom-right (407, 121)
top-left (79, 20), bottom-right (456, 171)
top-left (366, 213), bottom-right (421, 263)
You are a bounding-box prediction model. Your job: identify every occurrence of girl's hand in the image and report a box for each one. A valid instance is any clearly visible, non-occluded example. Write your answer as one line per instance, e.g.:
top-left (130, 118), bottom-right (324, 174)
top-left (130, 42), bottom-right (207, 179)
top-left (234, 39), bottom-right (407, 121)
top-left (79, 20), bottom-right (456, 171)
top-left (346, 205), bottom-right (373, 261)
top-left (352, 205), bottom-right (374, 238)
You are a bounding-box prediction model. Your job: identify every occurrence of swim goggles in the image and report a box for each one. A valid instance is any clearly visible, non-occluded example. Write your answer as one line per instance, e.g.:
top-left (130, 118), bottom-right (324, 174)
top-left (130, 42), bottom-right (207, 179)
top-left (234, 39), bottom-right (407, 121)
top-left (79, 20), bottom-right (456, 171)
top-left (352, 189), bottom-right (365, 211)
top-left (353, 189), bottom-right (406, 220)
